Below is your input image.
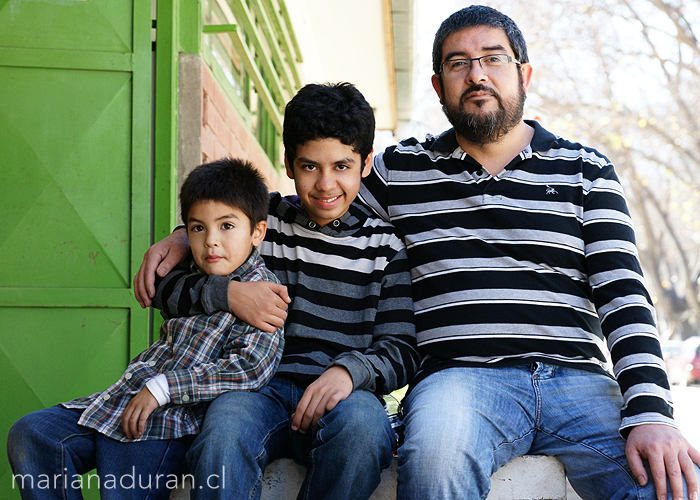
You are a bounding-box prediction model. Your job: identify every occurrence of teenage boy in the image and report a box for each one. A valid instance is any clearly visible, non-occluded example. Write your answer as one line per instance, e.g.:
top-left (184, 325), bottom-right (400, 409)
top-left (8, 158), bottom-right (283, 500)
top-left (133, 82), bottom-right (419, 500)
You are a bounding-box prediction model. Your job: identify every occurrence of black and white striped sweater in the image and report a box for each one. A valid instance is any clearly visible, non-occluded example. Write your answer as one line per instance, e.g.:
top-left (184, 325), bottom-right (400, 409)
top-left (358, 120), bottom-right (673, 433)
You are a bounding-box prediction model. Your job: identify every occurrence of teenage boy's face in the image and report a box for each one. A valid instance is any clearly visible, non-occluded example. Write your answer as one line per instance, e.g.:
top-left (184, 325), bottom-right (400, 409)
top-left (186, 200), bottom-right (266, 276)
top-left (285, 138), bottom-right (372, 227)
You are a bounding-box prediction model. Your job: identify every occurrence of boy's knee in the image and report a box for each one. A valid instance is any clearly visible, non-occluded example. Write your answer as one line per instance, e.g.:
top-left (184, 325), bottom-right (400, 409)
top-left (8, 414), bottom-right (38, 448)
top-left (317, 393), bottom-right (392, 451)
top-left (7, 414), bottom-right (45, 470)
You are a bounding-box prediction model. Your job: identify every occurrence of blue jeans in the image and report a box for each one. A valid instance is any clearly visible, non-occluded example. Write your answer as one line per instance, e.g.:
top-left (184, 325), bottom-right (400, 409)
top-left (186, 375), bottom-right (394, 500)
top-left (397, 363), bottom-right (699, 500)
top-left (7, 406), bottom-right (192, 500)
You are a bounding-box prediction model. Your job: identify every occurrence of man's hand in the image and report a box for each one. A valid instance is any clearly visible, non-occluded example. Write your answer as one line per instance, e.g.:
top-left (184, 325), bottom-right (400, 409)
top-left (228, 280), bottom-right (290, 333)
top-left (121, 387), bottom-right (159, 439)
top-left (627, 423), bottom-right (700, 500)
top-left (291, 366), bottom-right (353, 434)
top-left (133, 228), bottom-right (190, 308)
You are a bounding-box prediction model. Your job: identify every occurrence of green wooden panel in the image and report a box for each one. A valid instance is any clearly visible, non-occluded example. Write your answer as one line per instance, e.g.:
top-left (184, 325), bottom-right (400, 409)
top-left (0, 66), bottom-right (132, 288)
top-left (0, 0), bottom-right (152, 498)
top-left (1, 308), bottom-right (129, 500)
top-left (0, 0), bottom-right (133, 52)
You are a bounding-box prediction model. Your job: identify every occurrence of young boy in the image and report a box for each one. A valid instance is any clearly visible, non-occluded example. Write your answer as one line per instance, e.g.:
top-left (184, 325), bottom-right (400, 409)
top-left (8, 158), bottom-right (283, 500)
top-left (133, 82), bottom-right (420, 500)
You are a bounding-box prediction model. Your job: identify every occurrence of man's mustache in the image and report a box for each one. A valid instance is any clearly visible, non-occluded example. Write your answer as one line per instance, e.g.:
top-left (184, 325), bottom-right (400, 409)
top-left (460, 84), bottom-right (499, 102)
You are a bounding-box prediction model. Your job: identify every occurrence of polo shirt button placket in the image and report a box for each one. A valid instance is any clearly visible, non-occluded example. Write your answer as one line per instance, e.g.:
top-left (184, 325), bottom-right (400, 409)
top-left (332, 219), bottom-right (340, 228)
top-left (308, 221), bottom-right (317, 229)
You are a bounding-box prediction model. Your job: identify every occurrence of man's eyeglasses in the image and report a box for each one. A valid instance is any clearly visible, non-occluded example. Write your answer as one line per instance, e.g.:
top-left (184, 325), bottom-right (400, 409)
top-left (439, 54), bottom-right (518, 77)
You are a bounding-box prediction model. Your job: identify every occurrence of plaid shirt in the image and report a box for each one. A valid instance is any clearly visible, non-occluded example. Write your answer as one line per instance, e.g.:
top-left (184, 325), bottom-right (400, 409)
top-left (62, 249), bottom-right (283, 442)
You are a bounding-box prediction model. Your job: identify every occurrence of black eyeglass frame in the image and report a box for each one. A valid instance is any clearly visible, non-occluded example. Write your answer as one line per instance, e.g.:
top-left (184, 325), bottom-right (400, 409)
top-left (439, 54), bottom-right (520, 75)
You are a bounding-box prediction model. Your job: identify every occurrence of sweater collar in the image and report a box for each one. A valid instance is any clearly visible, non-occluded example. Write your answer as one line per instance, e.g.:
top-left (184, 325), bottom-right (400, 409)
top-left (269, 192), bottom-right (367, 235)
top-left (429, 119), bottom-right (558, 158)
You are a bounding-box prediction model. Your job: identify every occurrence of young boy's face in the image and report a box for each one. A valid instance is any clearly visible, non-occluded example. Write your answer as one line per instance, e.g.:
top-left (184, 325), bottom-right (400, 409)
top-left (186, 200), bottom-right (266, 276)
top-left (285, 138), bottom-right (372, 227)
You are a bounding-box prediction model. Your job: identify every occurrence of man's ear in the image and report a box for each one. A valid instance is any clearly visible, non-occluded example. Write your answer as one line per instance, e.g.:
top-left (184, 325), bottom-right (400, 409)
top-left (284, 153), bottom-right (294, 179)
top-left (361, 149), bottom-right (374, 178)
top-left (431, 74), bottom-right (444, 104)
top-left (519, 63), bottom-right (534, 94)
top-left (252, 220), bottom-right (267, 247)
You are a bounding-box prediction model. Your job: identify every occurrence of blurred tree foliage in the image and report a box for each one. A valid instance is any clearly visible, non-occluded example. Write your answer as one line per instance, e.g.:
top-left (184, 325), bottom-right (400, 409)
top-left (490, 0), bottom-right (700, 339)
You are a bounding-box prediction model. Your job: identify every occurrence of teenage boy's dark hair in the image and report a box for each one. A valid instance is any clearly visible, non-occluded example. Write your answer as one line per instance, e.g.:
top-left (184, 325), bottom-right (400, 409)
top-left (283, 82), bottom-right (375, 166)
top-left (180, 157), bottom-right (269, 234)
top-left (432, 5), bottom-right (529, 75)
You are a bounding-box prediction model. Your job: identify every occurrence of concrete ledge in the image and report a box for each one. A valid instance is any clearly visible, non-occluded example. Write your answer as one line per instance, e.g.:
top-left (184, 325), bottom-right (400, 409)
top-left (488, 455), bottom-right (566, 500)
top-left (171, 455), bottom-right (566, 499)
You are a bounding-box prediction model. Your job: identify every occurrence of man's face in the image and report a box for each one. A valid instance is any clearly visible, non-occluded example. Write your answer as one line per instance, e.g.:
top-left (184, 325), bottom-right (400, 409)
top-left (431, 26), bottom-right (532, 145)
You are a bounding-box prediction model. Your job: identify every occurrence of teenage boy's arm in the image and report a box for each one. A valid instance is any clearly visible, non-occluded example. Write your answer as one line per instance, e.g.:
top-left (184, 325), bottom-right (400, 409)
top-left (291, 246), bottom-right (420, 433)
top-left (134, 227), bottom-right (289, 330)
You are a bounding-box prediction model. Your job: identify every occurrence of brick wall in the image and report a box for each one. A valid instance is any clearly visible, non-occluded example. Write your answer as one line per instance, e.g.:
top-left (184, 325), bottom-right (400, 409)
top-left (178, 54), bottom-right (295, 200)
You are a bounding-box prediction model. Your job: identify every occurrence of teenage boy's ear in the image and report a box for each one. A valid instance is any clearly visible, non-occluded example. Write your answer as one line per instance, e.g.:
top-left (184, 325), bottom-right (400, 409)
top-left (284, 153), bottom-right (294, 180)
top-left (252, 220), bottom-right (267, 247)
top-left (361, 149), bottom-right (373, 178)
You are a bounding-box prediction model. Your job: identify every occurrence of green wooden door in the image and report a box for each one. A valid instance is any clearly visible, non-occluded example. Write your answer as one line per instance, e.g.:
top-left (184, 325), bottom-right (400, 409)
top-left (0, 1), bottom-right (152, 497)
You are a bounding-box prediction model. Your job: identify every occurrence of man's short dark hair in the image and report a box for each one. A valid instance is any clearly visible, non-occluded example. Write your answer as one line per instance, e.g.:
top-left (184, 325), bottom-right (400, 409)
top-left (180, 157), bottom-right (269, 233)
top-left (282, 82), bottom-right (375, 166)
top-left (432, 5), bottom-right (529, 74)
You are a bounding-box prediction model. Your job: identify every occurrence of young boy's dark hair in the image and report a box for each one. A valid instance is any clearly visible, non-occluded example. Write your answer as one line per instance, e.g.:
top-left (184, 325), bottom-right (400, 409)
top-left (282, 82), bottom-right (375, 167)
top-left (179, 157), bottom-right (269, 233)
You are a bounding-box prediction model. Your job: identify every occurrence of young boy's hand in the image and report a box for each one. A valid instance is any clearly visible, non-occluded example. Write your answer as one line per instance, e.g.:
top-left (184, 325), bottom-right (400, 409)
top-left (121, 387), bottom-right (159, 439)
top-left (291, 366), bottom-right (353, 433)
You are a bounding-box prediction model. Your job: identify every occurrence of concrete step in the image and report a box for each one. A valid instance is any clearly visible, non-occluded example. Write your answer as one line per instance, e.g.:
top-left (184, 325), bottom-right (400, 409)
top-left (170, 455), bottom-right (567, 499)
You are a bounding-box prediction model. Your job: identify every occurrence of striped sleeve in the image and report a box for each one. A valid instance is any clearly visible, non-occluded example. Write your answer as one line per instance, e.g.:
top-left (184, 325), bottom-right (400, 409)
top-left (329, 245), bottom-right (419, 393)
top-left (153, 259), bottom-right (231, 319)
top-left (583, 162), bottom-right (673, 433)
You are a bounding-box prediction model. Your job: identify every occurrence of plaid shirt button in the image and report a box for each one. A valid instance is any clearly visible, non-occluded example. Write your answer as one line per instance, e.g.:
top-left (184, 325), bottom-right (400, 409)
top-left (182, 394), bottom-right (190, 402)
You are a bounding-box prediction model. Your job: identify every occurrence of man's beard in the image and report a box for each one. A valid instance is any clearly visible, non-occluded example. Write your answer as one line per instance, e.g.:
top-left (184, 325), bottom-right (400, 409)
top-left (442, 80), bottom-right (526, 146)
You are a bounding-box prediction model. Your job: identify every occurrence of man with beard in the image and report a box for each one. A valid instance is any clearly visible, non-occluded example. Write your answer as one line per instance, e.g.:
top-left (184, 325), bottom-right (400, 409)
top-left (357, 5), bottom-right (700, 500)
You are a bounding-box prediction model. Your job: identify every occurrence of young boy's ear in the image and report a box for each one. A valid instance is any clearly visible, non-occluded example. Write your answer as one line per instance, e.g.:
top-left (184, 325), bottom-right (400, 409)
top-left (361, 149), bottom-right (374, 178)
top-left (284, 153), bottom-right (294, 180)
top-left (252, 220), bottom-right (267, 247)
